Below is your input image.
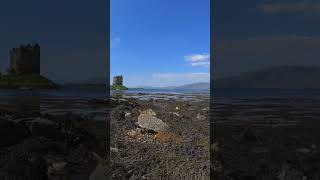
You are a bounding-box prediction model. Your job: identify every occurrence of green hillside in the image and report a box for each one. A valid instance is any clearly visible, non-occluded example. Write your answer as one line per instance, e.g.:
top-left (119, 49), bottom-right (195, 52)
top-left (0, 74), bottom-right (58, 89)
top-left (111, 85), bottom-right (128, 90)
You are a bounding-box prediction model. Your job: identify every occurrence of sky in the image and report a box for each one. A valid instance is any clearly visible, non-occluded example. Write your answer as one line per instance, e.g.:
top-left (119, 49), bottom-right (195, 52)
top-left (111, 0), bottom-right (210, 87)
top-left (214, 0), bottom-right (320, 78)
top-left (0, 0), bottom-right (107, 83)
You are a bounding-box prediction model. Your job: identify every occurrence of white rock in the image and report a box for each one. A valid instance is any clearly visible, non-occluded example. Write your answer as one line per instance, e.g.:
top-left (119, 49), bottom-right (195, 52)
top-left (137, 109), bottom-right (169, 132)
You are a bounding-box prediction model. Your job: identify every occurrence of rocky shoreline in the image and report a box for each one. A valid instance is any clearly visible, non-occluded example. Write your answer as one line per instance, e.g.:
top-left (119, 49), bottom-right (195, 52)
top-left (0, 98), bottom-right (109, 180)
top-left (211, 98), bottom-right (320, 179)
top-left (110, 95), bottom-right (210, 179)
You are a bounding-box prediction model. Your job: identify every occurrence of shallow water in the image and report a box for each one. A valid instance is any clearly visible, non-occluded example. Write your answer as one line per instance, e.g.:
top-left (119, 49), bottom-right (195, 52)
top-left (211, 88), bottom-right (320, 127)
top-left (0, 87), bottom-right (110, 118)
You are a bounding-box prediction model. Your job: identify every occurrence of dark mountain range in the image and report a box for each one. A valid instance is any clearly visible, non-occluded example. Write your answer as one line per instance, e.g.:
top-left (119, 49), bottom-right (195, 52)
top-left (214, 66), bottom-right (320, 89)
top-left (175, 82), bottom-right (210, 90)
top-left (130, 82), bottom-right (210, 90)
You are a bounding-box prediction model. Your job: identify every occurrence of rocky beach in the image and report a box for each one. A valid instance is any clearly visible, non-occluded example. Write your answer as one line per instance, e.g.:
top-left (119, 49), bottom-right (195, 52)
top-left (0, 91), bottom-right (109, 180)
top-left (211, 96), bottom-right (320, 180)
top-left (110, 92), bottom-right (210, 179)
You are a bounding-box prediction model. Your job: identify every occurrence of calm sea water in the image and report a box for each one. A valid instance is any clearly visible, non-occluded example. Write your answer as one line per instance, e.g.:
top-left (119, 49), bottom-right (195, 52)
top-left (0, 87), bottom-right (209, 113)
top-left (212, 88), bottom-right (320, 99)
top-left (211, 88), bottom-right (320, 126)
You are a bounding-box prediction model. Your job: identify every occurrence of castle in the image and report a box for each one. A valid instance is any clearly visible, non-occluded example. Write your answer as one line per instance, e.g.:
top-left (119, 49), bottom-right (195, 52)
top-left (10, 44), bottom-right (40, 74)
top-left (113, 75), bottom-right (123, 86)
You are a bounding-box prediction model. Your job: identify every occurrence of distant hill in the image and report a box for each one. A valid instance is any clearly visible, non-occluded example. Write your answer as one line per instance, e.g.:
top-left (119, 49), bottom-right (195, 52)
top-left (129, 82), bottom-right (210, 90)
top-left (214, 66), bottom-right (320, 89)
top-left (175, 82), bottom-right (210, 90)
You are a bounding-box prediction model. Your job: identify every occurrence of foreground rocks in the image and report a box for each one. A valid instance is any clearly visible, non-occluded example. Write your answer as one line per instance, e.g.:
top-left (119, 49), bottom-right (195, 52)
top-left (137, 109), bottom-right (169, 132)
top-left (110, 97), bottom-right (210, 179)
top-left (0, 111), bottom-right (108, 180)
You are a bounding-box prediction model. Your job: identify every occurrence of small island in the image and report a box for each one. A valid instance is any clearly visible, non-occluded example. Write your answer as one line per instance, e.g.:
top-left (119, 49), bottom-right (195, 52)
top-left (111, 75), bottom-right (128, 90)
top-left (1, 44), bottom-right (58, 89)
top-left (0, 74), bottom-right (58, 89)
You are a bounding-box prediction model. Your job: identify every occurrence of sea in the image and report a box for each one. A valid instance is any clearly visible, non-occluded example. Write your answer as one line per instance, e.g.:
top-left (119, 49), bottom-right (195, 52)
top-left (1, 87), bottom-right (319, 126)
top-left (211, 88), bottom-right (320, 127)
top-left (0, 86), bottom-right (209, 116)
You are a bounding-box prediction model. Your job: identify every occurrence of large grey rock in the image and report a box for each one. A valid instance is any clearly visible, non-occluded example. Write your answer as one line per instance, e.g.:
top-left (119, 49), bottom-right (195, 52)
top-left (90, 164), bottom-right (109, 180)
top-left (137, 109), bottom-right (169, 132)
top-left (90, 152), bottom-right (109, 180)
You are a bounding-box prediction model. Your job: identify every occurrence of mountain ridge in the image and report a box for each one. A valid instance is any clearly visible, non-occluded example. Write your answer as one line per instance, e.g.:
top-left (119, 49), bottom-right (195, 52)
top-left (214, 66), bottom-right (320, 89)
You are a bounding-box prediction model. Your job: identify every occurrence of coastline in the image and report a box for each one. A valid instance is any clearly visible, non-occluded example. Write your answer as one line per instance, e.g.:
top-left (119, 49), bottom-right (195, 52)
top-left (110, 92), bottom-right (210, 179)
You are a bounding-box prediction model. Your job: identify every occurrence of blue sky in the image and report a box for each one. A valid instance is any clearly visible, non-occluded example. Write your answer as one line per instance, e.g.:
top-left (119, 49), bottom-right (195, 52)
top-left (0, 0), bottom-right (107, 83)
top-left (111, 0), bottom-right (210, 87)
top-left (214, 0), bottom-right (320, 78)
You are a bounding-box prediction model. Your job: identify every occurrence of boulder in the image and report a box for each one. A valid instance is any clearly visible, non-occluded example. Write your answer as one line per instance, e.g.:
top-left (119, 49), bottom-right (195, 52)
top-left (0, 120), bottom-right (29, 147)
top-left (137, 109), bottom-right (169, 132)
top-left (90, 164), bottom-right (109, 180)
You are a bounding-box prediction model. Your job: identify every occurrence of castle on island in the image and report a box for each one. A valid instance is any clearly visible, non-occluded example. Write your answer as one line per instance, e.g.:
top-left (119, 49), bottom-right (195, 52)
top-left (112, 75), bottom-right (128, 90)
top-left (113, 75), bottom-right (123, 86)
top-left (9, 43), bottom-right (40, 74)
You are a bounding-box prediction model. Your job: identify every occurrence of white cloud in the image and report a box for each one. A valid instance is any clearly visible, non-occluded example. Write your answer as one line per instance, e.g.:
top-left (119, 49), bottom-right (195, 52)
top-left (190, 61), bottom-right (210, 67)
top-left (110, 37), bottom-right (120, 48)
top-left (185, 53), bottom-right (210, 67)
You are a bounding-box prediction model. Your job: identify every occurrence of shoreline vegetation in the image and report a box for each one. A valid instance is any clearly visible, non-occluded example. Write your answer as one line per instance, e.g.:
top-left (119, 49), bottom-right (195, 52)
top-left (111, 85), bottom-right (129, 90)
top-left (110, 94), bottom-right (210, 179)
top-left (0, 74), bottom-right (59, 89)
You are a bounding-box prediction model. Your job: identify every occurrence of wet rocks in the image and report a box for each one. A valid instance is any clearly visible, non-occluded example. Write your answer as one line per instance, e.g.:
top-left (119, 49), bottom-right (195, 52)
top-left (155, 131), bottom-right (183, 144)
top-left (110, 97), bottom-right (210, 179)
top-left (234, 126), bottom-right (260, 143)
top-left (47, 161), bottom-right (69, 180)
top-left (0, 111), bottom-right (106, 180)
top-left (90, 152), bottom-right (109, 180)
top-left (90, 163), bottom-right (109, 180)
top-left (296, 148), bottom-right (311, 154)
top-left (0, 153), bottom-right (48, 180)
top-left (196, 113), bottom-right (206, 121)
top-left (137, 109), bottom-right (169, 132)
top-left (0, 120), bottom-right (29, 147)
top-left (278, 163), bottom-right (305, 180)
top-left (124, 112), bottom-right (132, 119)
top-left (127, 128), bottom-right (142, 139)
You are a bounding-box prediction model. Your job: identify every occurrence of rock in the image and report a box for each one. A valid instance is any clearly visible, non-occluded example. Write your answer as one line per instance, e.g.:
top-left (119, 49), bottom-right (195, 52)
top-left (0, 153), bottom-right (48, 180)
top-left (110, 105), bottom-right (128, 121)
top-left (110, 147), bottom-right (119, 153)
top-left (125, 112), bottom-right (132, 119)
top-left (137, 109), bottom-right (169, 132)
top-left (47, 161), bottom-right (69, 180)
top-left (238, 126), bottom-right (259, 142)
top-left (196, 113), bottom-right (206, 121)
top-left (155, 131), bottom-right (183, 144)
top-left (90, 164), bottom-right (109, 180)
top-left (127, 128), bottom-right (142, 139)
top-left (296, 148), bottom-right (311, 154)
top-left (278, 163), bottom-right (304, 180)
top-left (211, 142), bottom-right (220, 153)
top-left (140, 109), bottom-right (156, 116)
top-left (90, 152), bottom-right (109, 180)
top-left (175, 107), bottom-right (179, 110)
top-left (170, 112), bottom-right (181, 117)
top-left (0, 120), bottom-right (29, 147)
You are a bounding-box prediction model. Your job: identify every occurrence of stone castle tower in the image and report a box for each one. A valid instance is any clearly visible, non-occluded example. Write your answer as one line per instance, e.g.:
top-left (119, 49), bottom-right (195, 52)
top-left (10, 43), bottom-right (40, 74)
top-left (113, 75), bottom-right (123, 86)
